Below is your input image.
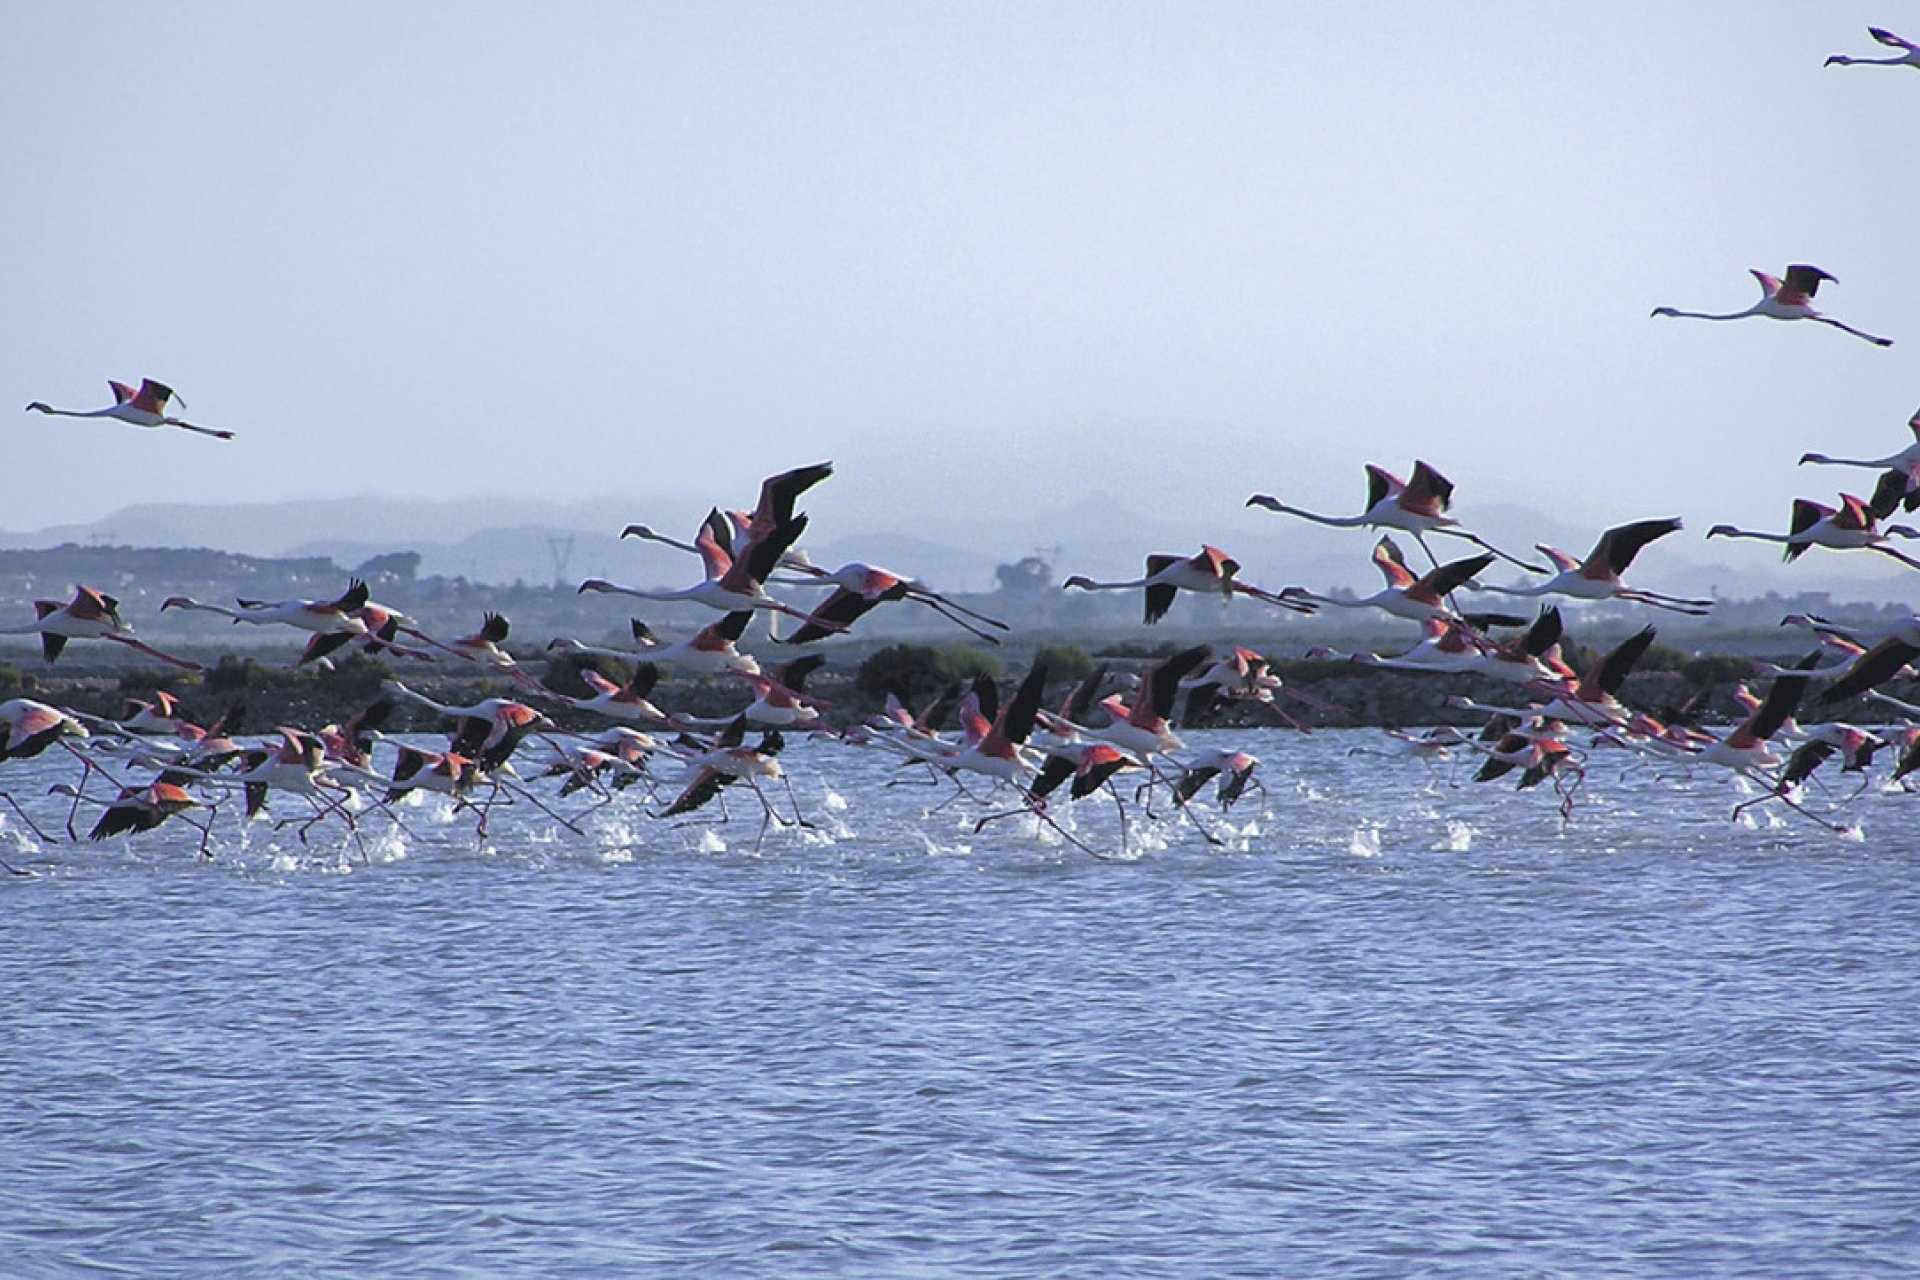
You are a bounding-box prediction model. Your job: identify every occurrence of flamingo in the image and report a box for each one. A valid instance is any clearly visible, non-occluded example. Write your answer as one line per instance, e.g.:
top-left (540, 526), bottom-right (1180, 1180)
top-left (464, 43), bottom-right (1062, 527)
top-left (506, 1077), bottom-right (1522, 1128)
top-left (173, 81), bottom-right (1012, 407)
top-left (540, 662), bottom-right (675, 728)
top-left (1307, 617), bottom-right (1488, 675)
top-left (676, 655), bottom-right (833, 732)
top-left (1706, 492), bottom-right (1920, 570)
top-left (1310, 609), bottom-right (1562, 685)
top-left (383, 747), bottom-right (480, 807)
top-left (1, 698), bottom-right (90, 760)
top-left (1730, 719), bottom-right (1883, 830)
top-left (944, 660), bottom-right (1052, 786)
top-left (1799, 409), bottom-right (1920, 513)
top-left (161, 579), bottom-right (372, 663)
top-left (26, 378), bottom-right (234, 440)
top-left (1812, 614), bottom-right (1920, 705)
top-left (1467, 717), bottom-right (1582, 795)
top-left (1287, 538), bottom-right (1493, 622)
top-left (549, 613), bottom-right (760, 677)
top-left (1826, 26), bottom-right (1920, 69)
top-left (657, 717), bottom-right (808, 851)
top-left (1062, 546), bottom-right (1316, 624)
top-left (1472, 518), bottom-right (1713, 615)
top-left (1690, 657), bottom-right (1818, 780)
top-left (776, 556), bottom-right (1010, 645)
top-left (1048, 646), bottom-right (1212, 762)
top-left (380, 679), bottom-right (554, 771)
top-left (1652, 265), bottom-right (1894, 347)
top-left (580, 510), bottom-right (822, 628)
top-left (1178, 646), bottom-right (1342, 730)
top-left (1, 585), bottom-right (201, 670)
top-left (1248, 461), bottom-right (1545, 571)
top-left (1449, 624), bottom-right (1661, 731)
top-left (586, 462), bottom-right (834, 627)
top-left (76, 781), bottom-right (211, 847)
top-left (1169, 748), bottom-right (1263, 810)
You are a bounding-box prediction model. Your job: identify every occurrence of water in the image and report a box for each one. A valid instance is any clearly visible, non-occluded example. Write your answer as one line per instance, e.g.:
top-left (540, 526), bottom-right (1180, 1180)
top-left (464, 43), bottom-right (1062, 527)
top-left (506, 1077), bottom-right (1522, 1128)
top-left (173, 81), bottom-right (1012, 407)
top-left (3, 730), bottom-right (1917, 1276)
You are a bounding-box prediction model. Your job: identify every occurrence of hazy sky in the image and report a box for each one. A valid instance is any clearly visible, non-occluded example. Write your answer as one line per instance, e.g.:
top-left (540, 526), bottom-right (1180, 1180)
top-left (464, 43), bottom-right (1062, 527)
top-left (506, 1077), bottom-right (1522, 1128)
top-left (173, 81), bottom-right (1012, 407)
top-left (5, 4), bottom-right (1917, 581)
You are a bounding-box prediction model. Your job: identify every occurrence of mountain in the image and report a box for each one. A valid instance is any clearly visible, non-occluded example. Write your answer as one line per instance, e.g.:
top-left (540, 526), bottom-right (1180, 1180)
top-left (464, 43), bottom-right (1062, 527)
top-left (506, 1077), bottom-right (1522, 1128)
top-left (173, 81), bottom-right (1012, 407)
top-left (5, 491), bottom-right (1919, 606)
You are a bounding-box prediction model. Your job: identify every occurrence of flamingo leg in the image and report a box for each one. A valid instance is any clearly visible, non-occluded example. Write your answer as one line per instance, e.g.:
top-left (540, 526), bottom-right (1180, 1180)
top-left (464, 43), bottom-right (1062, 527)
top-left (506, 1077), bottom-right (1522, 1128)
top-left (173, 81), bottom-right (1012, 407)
top-left (104, 634), bottom-right (204, 671)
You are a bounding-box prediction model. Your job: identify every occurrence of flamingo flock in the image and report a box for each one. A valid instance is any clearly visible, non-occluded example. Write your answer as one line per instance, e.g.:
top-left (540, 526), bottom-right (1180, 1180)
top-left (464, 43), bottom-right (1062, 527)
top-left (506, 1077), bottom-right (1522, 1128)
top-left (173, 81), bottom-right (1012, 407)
top-left (6, 22), bottom-right (1920, 863)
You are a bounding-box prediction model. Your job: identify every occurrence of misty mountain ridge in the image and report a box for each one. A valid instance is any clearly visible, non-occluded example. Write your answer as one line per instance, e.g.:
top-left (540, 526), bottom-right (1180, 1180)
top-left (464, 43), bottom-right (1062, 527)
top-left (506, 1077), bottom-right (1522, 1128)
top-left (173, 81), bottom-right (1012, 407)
top-left (6, 491), bottom-right (1919, 607)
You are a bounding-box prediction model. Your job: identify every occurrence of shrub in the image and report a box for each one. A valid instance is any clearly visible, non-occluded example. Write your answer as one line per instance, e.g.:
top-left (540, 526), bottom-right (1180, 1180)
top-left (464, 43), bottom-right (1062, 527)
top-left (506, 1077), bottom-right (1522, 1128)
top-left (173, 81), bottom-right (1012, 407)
top-left (856, 643), bottom-right (1001, 703)
top-left (204, 654), bottom-right (270, 692)
top-left (1680, 653), bottom-right (1754, 687)
top-left (1031, 643), bottom-right (1096, 686)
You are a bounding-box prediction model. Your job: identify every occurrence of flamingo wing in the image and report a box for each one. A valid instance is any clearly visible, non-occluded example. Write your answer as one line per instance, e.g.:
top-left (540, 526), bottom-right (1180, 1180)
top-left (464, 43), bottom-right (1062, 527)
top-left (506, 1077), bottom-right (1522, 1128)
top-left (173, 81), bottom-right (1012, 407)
top-left (1364, 464), bottom-right (1403, 511)
top-left (1408, 461), bottom-right (1455, 512)
top-left (1591, 518), bottom-right (1683, 577)
top-left (1870, 26), bottom-right (1919, 52)
top-left (784, 587), bottom-right (883, 645)
top-left (1819, 637), bottom-right (1920, 704)
top-left (1371, 537), bottom-right (1418, 590)
top-left (1417, 552), bottom-right (1493, 600)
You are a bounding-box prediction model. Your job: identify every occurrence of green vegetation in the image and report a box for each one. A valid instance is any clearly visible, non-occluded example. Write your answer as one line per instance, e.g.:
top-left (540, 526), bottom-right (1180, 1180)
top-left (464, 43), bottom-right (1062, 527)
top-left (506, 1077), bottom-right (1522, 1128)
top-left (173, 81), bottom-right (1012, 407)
top-left (856, 643), bottom-right (1004, 704)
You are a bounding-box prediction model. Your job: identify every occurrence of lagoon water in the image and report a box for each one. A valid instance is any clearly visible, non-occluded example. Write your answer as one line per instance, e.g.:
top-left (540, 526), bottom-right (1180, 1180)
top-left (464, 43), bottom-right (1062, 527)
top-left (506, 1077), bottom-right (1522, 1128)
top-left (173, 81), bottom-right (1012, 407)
top-left (3, 730), bottom-right (1917, 1276)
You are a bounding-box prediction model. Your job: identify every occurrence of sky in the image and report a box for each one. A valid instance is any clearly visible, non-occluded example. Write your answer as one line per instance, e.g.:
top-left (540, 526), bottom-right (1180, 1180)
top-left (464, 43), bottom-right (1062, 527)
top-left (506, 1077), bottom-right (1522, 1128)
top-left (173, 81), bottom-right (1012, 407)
top-left (4, 3), bottom-right (1918, 588)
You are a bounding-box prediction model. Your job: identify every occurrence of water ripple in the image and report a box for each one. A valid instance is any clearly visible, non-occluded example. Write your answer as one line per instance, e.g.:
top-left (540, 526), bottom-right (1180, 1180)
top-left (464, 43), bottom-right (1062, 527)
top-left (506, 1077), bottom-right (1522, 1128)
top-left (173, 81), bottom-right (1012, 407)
top-left (1, 731), bottom-right (1917, 1275)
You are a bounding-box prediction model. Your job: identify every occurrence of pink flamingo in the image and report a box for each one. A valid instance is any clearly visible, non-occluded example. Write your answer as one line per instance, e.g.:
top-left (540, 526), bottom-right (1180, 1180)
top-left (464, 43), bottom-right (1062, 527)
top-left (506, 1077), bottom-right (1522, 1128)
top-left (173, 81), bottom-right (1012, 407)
top-left (1474, 518), bottom-right (1712, 614)
top-left (27, 378), bottom-right (234, 439)
top-left (1653, 265), bottom-right (1893, 346)
top-left (1063, 546), bottom-right (1316, 624)
top-left (1707, 492), bottom-right (1920, 570)
top-left (1248, 461), bottom-right (1545, 571)
top-left (2, 585), bottom-right (201, 670)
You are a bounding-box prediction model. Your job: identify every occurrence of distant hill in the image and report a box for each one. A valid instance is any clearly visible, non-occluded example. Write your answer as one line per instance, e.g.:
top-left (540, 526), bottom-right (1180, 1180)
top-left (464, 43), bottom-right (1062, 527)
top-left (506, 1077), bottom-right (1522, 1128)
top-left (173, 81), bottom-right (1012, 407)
top-left (5, 490), bottom-right (1919, 606)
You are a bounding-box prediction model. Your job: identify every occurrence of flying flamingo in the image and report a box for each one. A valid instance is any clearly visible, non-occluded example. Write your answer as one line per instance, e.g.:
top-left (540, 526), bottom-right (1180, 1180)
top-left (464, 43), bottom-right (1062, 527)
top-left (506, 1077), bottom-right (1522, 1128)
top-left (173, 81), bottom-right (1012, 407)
top-left (1170, 747), bottom-right (1263, 810)
top-left (776, 556), bottom-right (1010, 645)
top-left (549, 615), bottom-right (760, 677)
top-left (1826, 26), bottom-right (1920, 69)
top-left (1287, 538), bottom-right (1493, 621)
top-left (1248, 460), bottom-right (1545, 571)
top-left (1652, 265), bottom-right (1894, 346)
top-left (1178, 645), bottom-right (1341, 731)
top-left (68, 780), bottom-right (212, 851)
top-left (1811, 615), bottom-right (1920, 706)
top-left (1062, 546), bottom-right (1316, 624)
top-left (539, 663), bottom-right (675, 728)
top-left (1471, 518), bottom-right (1713, 614)
top-left (26, 378), bottom-right (234, 439)
top-left (1, 585), bottom-right (201, 669)
top-left (1046, 646), bottom-right (1213, 764)
top-left (656, 717), bottom-right (809, 851)
top-left (1707, 492), bottom-right (1920, 570)
top-left (677, 655), bottom-right (833, 732)
top-left (161, 580), bottom-right (372, 662)
top-left (1799, 409), bottom-right (1920, 513)
top-left (580, 511), bottom-right (823, 628)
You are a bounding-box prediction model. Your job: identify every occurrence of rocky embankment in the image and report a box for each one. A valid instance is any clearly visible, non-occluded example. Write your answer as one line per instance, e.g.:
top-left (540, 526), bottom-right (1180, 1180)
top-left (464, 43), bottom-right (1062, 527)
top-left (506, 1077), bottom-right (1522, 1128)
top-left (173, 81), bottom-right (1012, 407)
top-left (3, 645), bottom-right (1906, 741)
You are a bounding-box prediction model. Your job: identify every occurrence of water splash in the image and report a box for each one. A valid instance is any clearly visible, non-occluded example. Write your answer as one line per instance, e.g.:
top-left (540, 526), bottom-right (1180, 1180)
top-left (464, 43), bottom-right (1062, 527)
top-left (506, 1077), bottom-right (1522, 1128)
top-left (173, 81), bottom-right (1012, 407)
top-left (1348, 824), bottom-right (1382, 858)
top-left (1435, 821), bottom-right (1476, 852)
